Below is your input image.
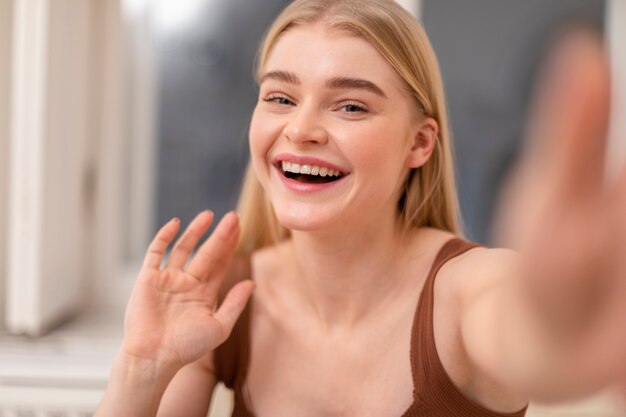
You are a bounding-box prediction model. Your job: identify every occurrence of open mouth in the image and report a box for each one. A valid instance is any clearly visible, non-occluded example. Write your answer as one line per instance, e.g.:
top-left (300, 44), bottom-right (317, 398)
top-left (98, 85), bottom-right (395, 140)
top-left (277, 161), bottom-right (346, 184)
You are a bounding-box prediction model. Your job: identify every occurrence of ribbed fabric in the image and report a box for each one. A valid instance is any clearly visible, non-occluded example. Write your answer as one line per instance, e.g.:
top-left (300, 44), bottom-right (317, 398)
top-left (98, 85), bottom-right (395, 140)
top-left (214, 238), bottom-right (528, 417)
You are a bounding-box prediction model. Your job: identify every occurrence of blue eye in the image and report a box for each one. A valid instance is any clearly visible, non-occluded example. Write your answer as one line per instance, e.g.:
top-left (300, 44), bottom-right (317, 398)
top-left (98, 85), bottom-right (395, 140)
top-left (276, 97), bottom-right (292, 105)
top-left (264, 95), bottom-right (293, 106)
top-left (340, 102), bottom-right (368, 113)
top-left (343, 103), bottom-right (366, 113)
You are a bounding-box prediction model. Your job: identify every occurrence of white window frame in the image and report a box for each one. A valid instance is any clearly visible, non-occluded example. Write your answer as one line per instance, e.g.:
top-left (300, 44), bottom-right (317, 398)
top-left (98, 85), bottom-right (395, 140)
top-left (88, 0), bottom-right (158, 314)
top-left (7, 0), bottom-right (63, 335)
top-left (3, 0), bottom-right (157, 335)
top-left (0, 0), bottom-right (14, 327)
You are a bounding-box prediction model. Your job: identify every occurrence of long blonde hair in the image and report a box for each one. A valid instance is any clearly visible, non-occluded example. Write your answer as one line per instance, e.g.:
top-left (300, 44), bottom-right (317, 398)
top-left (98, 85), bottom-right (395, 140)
top-left (237, 0), bottom-right (462, 254)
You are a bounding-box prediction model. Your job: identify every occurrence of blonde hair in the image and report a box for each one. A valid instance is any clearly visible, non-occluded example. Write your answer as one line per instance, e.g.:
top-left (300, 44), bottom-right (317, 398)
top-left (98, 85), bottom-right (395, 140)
top-left (237, 0), bottom-right (462, 254)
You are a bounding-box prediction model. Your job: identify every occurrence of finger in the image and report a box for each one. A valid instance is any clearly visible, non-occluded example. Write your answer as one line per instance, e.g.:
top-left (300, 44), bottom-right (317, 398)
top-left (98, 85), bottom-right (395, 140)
top-left (142, 218), bottom-right (181, 270)
top-left (203, 224), bottom-right (241, 295)
top-left (524, 29), bottom-right (611, 202)
top-left (166, 210), bottom-right (214, 269)
top-left (185, 211), bottom-right (240, 283)
top-left (214, 280), bottom-right (255, 339)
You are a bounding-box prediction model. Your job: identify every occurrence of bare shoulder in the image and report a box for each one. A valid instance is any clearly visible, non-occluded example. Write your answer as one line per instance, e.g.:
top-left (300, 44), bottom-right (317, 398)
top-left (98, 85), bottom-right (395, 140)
top-left (434, 243), bottom-right (529, 411)
top-left (439, 242), bottom-right (521, 304)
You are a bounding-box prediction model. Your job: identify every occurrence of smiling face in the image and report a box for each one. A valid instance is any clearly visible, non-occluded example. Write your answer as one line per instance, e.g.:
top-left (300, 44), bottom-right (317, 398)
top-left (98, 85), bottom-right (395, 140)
top-left (249, 23), bottom-right (437, 232)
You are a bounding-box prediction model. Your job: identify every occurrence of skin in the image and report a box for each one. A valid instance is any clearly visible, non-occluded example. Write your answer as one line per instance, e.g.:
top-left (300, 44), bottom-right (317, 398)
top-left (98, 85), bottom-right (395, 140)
top-left (486, 30), bottom-right (626, 400)
top-left (248, 23), bottom-right (438, 328)
top-left (242, 24), bottom-right (522, 414)
top-left (95, 23), bottom-right (626, 417)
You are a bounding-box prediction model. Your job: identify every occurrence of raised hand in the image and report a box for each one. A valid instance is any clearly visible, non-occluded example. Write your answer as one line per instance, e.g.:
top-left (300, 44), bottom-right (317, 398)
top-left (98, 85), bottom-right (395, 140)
top-left (492, 29), bottom-right (626, 393)
top-left (121, 211), bottom-right (255, 369)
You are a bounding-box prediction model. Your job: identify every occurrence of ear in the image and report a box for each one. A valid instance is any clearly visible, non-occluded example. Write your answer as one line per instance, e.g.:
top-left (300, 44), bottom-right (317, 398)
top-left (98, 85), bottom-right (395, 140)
top-left (406, 117), bottom-right (438, 169)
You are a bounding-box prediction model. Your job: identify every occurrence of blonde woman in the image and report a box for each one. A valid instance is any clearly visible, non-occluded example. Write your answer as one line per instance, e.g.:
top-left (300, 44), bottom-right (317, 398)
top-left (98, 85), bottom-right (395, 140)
top-left (96, 0), bottom-right (626, 416)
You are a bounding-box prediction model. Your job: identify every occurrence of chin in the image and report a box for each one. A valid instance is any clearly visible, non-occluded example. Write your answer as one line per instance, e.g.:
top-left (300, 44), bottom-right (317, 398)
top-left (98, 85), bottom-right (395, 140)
top-left (272, 202), bottom-right (341, 232)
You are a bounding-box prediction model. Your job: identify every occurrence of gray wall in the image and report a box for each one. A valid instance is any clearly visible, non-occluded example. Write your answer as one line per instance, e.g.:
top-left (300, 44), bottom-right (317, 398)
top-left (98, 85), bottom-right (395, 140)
top-left (155, 0), bottom-right (605, 242)
top-left (155, 1), bottom-right (290, 229)
top-left (422, 0), bottom-right (605, 243)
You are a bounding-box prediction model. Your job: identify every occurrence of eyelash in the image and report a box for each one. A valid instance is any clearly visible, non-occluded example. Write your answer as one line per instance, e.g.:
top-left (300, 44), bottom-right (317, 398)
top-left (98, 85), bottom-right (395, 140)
top-left (263, 95), bottom-right (294, 106)
top-left (263, 94), bottom-right (369, 114)
top-left (339, 101), bottom-right (368, 113)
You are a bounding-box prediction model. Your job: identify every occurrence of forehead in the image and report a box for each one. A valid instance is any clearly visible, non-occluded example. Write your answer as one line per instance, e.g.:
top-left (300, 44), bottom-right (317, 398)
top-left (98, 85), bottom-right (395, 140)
top-left (263, 24), bottom-right (405, 92)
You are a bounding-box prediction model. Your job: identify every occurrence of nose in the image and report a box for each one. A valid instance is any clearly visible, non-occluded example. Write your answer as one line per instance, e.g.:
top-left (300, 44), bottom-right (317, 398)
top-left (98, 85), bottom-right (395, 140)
top-left (282, 104), bottom-right (329, 145)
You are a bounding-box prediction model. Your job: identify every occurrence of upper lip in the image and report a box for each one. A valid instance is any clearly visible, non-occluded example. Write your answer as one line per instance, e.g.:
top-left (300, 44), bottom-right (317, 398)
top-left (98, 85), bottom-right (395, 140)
top-left (272, 153), bottom-right (349, 175)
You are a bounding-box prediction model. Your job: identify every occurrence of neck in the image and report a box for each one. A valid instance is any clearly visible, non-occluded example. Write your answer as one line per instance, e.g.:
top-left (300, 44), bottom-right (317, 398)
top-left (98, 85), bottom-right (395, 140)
top-left (288, 213), bottom-right (417, 332)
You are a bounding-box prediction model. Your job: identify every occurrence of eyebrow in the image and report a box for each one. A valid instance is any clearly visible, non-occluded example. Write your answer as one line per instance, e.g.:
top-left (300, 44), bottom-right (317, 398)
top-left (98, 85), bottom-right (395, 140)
top-left (259, 70), bottom-right (300, 85)
top-left (259, 70), bottom-right (387, 98)
top-left (326, 76), bottom-right (387, 98)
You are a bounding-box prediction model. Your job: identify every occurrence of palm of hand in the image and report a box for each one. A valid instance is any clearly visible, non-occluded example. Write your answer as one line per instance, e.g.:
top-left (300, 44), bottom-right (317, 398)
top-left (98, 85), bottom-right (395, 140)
top-left (493, 31), bottom-right (626, 384)
top-left (121, 211), bottom-right (255, 368)
top-left (124, 268), bottom-right (222, 366)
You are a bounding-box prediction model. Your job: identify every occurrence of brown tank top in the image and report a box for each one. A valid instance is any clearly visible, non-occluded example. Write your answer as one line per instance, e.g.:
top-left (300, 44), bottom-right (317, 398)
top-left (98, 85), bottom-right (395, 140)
top-left (214, 238), bottom-right (528, 417)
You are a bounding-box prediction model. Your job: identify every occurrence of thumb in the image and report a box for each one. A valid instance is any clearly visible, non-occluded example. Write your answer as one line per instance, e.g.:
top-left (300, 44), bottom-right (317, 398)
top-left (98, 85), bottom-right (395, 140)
top-left (214, 280), bottom-right (256, 340)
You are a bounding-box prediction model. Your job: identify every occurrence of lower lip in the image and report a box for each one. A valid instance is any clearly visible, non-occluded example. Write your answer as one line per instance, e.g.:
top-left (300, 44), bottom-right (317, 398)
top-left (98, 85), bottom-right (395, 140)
top-left (274, 166), bottom-right (348, 193)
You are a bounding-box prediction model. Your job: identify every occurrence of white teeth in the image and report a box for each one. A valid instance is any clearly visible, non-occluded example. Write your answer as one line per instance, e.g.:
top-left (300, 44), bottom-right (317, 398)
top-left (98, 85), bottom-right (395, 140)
top-left (280, 162), bottom-right (342, 177)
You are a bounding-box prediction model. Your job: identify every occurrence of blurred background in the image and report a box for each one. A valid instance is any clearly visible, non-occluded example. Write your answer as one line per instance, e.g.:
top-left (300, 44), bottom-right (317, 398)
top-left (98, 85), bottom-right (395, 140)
top-left (0, 0), bottom-right (624, 415)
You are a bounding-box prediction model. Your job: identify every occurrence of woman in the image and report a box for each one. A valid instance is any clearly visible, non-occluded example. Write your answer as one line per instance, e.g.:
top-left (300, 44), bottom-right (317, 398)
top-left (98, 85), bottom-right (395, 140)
top-left (95, 0), bottom-right (626, 416)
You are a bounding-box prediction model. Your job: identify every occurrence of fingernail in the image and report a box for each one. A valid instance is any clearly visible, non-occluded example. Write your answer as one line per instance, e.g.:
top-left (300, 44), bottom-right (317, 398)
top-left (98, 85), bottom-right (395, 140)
top-left (172, 217), bottom-right (180, 223)
top-left (224, 211), bottom-right (239, 228)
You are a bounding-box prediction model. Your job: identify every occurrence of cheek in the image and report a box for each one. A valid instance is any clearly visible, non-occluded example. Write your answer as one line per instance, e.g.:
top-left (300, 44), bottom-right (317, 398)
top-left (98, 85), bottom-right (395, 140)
top-left (347, 127), bottom-right (412, 199)
top-left (348, 126), bottom-right (410, 175)
top-left (248, 109), bottom-right (268, 154)
top-left (249, 109), bottom-right (280, 176)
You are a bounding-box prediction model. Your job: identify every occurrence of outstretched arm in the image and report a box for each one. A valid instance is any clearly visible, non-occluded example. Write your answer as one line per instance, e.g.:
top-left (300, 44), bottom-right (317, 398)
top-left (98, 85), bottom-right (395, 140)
top-left (461, 29), bottom-right (626, 403)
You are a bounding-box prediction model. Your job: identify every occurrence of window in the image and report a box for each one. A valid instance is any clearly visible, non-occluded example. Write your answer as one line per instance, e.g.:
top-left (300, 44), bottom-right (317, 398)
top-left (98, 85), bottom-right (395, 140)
top-left (3, 0), bottom-right (142, 334)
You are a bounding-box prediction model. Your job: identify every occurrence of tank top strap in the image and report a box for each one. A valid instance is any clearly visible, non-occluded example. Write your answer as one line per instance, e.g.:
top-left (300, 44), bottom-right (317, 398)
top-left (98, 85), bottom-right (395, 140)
top-left (409, 238), bottom-right (527, 416)
top-left (214, 255), bottom-right (253, 390)
top-left (410, 237), bottom-right (479, 387)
